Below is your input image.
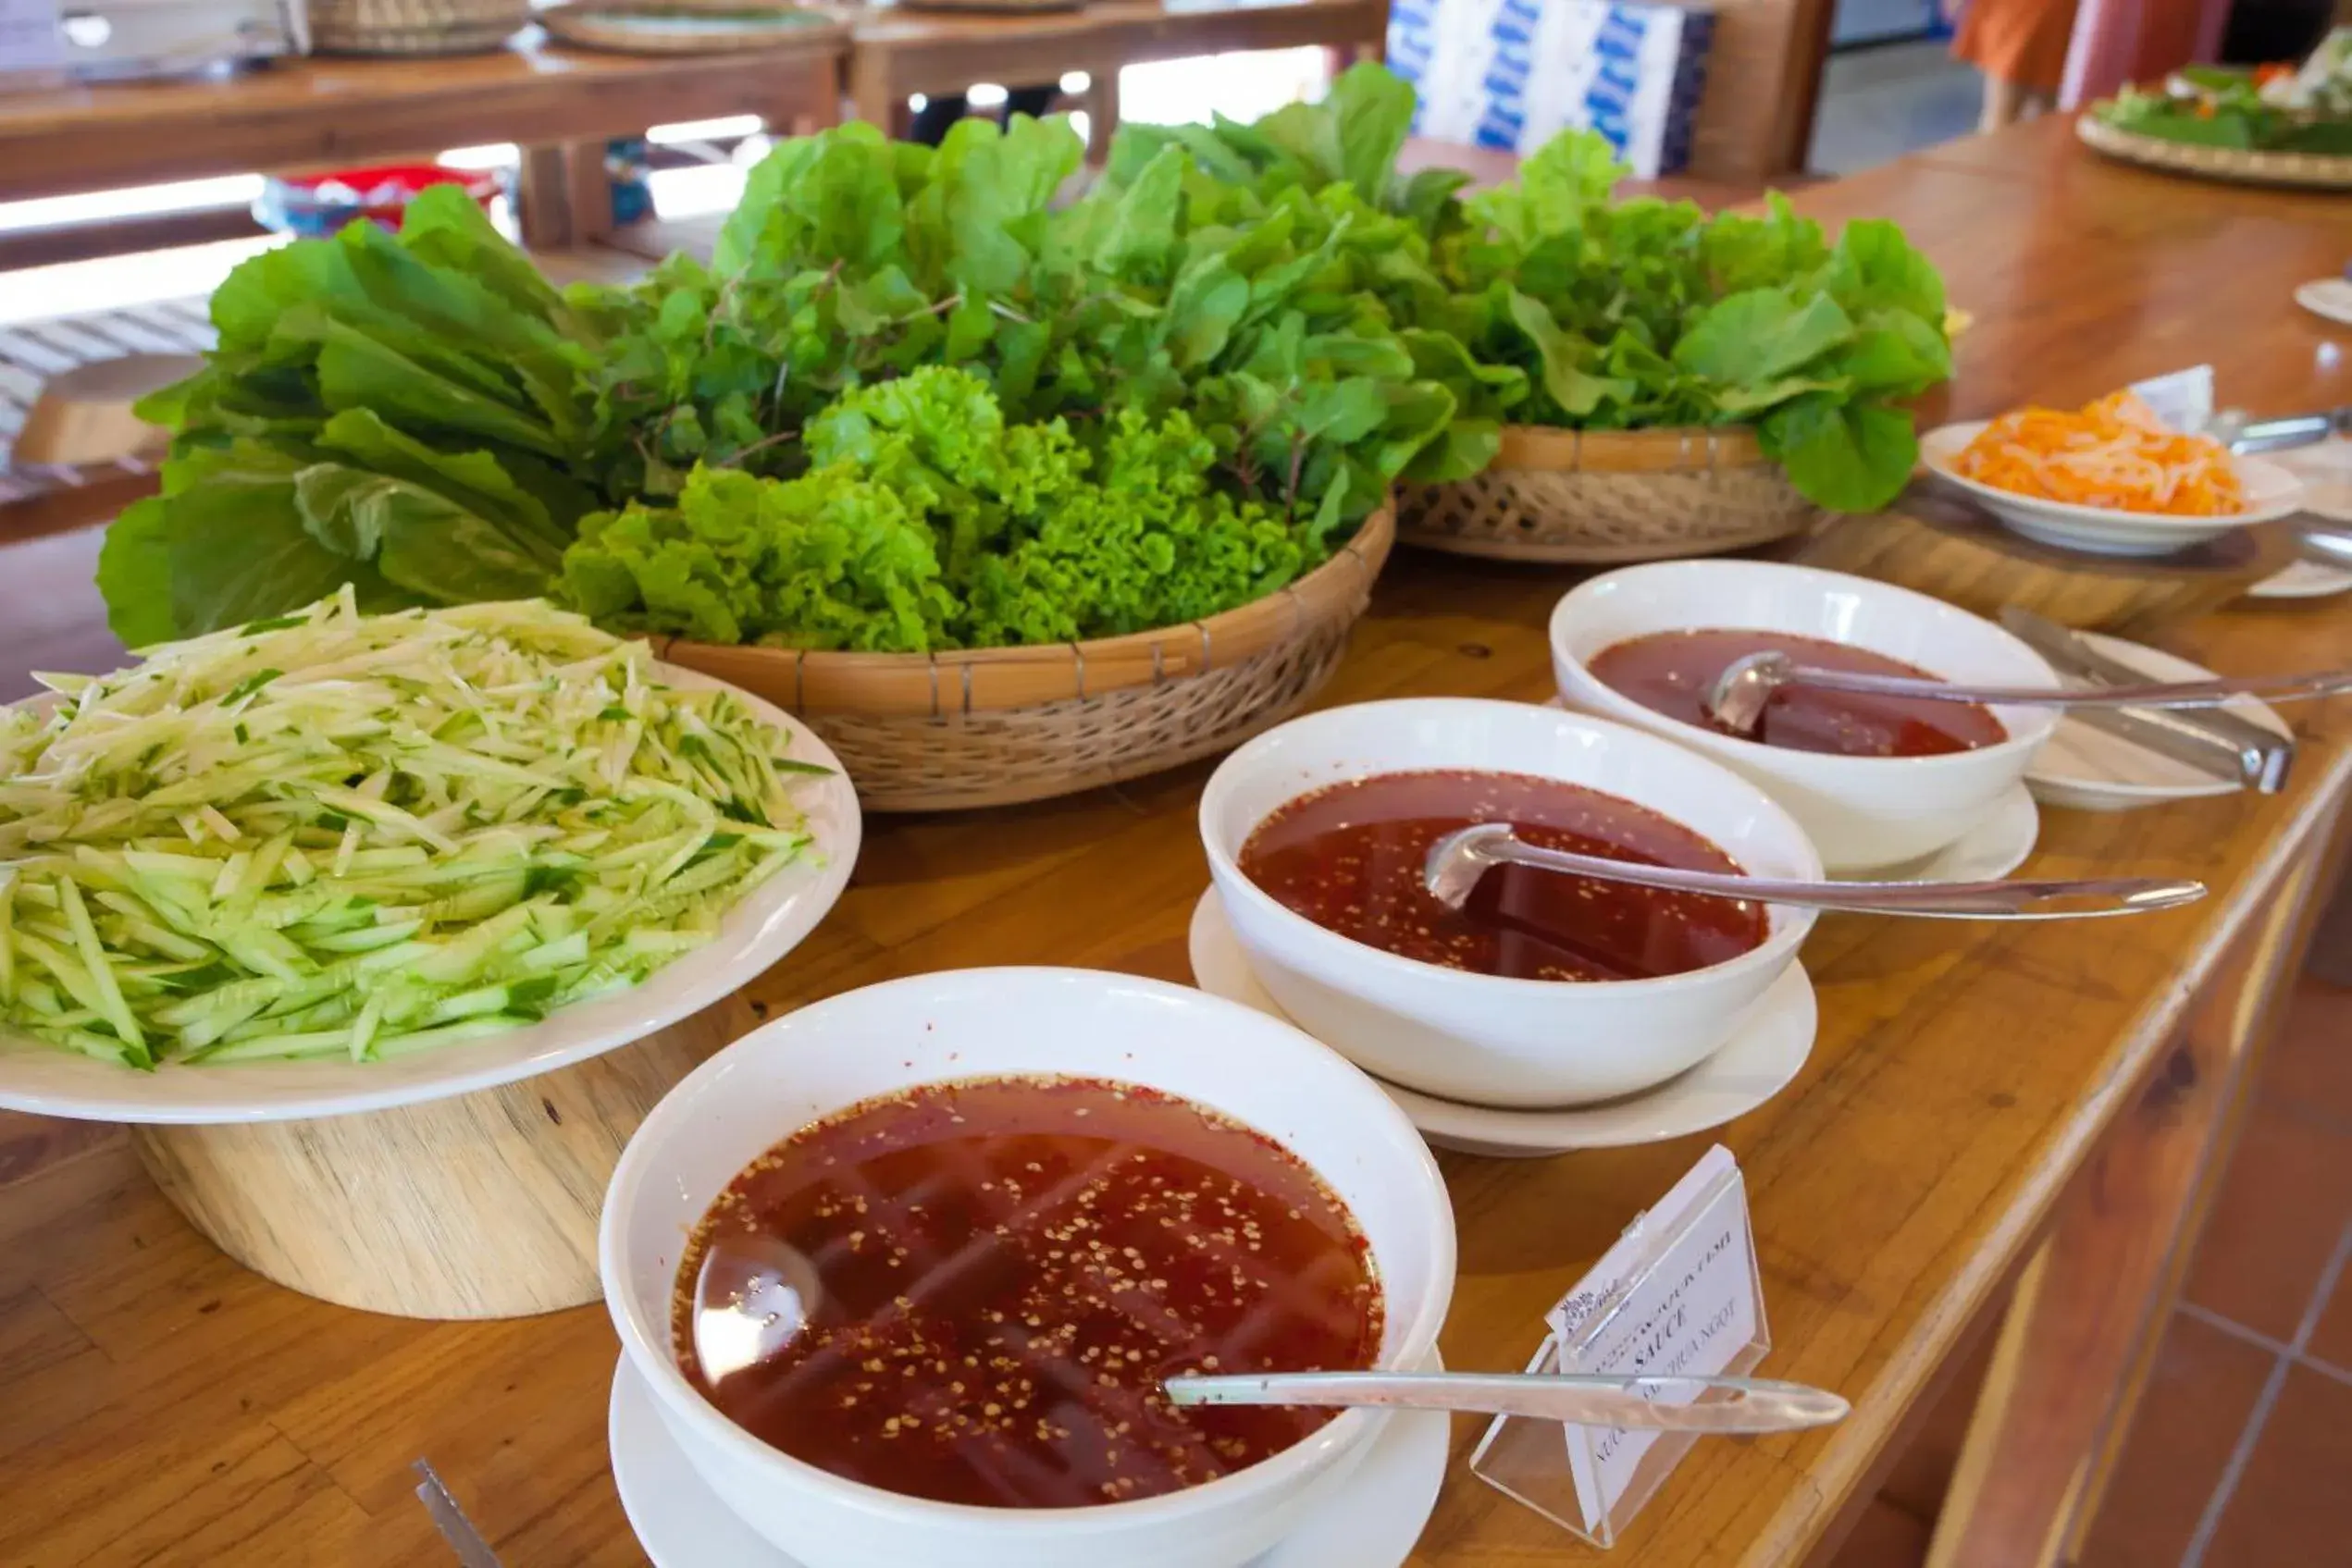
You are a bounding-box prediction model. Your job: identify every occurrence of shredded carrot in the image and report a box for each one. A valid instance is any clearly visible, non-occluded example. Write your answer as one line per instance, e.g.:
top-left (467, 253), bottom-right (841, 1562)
top-left (1952, 390), bottom-right (2247, 516)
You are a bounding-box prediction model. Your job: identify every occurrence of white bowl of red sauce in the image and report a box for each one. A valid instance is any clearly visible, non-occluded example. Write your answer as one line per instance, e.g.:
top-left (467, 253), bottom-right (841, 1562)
top-left (1549, 561), bottom-right (2062, 872)
top-left (1198, 698), bottom-right (1822, 1108)
top-left (600, 967), bottom-right (1454, 1568)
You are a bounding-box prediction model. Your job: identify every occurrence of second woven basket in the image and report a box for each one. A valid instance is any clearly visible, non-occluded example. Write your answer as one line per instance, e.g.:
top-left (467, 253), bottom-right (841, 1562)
top-left (1399, 425), bottom-right (1817, 563)
top-left (305, 0), bottom-right (530, 55)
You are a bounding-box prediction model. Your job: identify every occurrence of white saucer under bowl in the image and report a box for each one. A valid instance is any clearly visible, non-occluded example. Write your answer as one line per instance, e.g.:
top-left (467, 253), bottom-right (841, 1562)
top-left (1186, 890), bottom-right (1816, 1158)
top-left (2025, 634), bottom-right (2291, 812)
top-left (1857, 781), bottom-right (2037, 881)
top-left (608, 1352), bottom-right (1451, 1568)
top-left (1537, 696), bottom-right (2038, 883)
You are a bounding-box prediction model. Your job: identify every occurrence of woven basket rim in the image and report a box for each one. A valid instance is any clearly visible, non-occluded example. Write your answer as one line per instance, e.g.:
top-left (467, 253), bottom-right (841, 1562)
top-left (538, 4), bottom-right (848, 53)
top-left (2075, 113), bottom-right (2352, 190)
top-left (1493, 423), bottom-right (1773, 473)
top-left (654, 500), bottom-right (1394, 715)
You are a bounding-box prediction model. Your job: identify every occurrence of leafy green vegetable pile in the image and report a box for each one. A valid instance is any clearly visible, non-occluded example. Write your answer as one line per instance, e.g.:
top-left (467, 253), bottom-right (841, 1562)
top-left (97, 67), bottom-right (1956, 649)
top-left (564, 367), bottom-right (1341, 649)
top-left (104, 108), bottom-right (1458, 649)
top-left (0, 594), bottom-right (814, 1068)
top-left (100, 196), bottom-right (619, 649)
top-left (1110, 66), bottom-right (1952, 511)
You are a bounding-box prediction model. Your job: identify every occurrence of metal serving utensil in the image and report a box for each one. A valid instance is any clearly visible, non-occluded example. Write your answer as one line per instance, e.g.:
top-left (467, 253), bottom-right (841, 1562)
top-left (414, 1461), bottom-right (503, 1568)
top-left (1700, 650), bottom-right (2352, 739)
top-left (689, 1232), bottom-right (825, 1381)
top-left (1163, 1369), bottom-right (1849, 1434)
top-left (1423, 823), bottom-right (2206, 921)
top-left (1998, 606), bottom-right (2295, 793)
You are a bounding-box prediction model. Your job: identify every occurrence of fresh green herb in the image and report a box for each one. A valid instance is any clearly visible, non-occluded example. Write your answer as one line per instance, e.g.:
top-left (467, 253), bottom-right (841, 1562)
top-left (1109, 65), bottom-right (1954, 511)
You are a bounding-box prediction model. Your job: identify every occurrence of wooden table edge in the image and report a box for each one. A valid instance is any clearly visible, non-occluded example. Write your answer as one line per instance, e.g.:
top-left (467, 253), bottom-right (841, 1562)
top-left (1741, 742), bottom-right (2352, 1564)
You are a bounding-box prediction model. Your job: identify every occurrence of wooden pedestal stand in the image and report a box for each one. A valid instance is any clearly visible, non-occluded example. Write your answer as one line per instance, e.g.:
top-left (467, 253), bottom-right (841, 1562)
top-left (1790, 488), bottom-right (2296, 636)
top-left (129, 994), bottom-right (756, 1320)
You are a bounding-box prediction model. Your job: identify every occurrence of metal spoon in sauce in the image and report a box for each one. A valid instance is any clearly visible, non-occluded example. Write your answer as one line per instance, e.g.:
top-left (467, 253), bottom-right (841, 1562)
top-left (1702, 649), bottom-right (2352, 739)
top-left (1165, 1369), bottom-right (1850, 1433)
top-left (689, 1233), bottom-right (825, 1381)
top-left (1424, 822), bottom-right (2207, 921)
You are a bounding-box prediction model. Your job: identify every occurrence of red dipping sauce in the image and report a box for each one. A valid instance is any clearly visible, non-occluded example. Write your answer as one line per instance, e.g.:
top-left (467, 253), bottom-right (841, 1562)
top-left (1236, 769), bottom-right (1766, 982)
top-left (1587, 629), bottom-right (2008, 758)
top-left (674, 1077), bottom-right (1380, 1510)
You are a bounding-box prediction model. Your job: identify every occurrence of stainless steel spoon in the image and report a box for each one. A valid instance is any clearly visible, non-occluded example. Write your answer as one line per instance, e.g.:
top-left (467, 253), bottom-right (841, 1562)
top-left (688, 1233), bottom-right (824, 1381)
top-left (1424, 822), bottom-right (2206, 921)
top-left (1164, 1369), bottom-right (1850, 1433)
top-left (1702, 650), bottom-right (2352, 738)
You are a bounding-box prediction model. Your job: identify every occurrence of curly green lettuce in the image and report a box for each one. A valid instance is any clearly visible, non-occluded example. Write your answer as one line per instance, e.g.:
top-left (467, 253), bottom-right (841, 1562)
top-left (559, 366), bottom-right (1340, 652)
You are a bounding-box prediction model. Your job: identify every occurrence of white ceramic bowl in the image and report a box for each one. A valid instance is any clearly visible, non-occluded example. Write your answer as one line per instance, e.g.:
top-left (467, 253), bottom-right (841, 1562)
top-left (1919, 420), bottom-right (2304, 555)
top-left (601, 968), bottom-right (1455, 1568)
top-left (1549, 561), bottom-right (2063, 872)
top-left (1197, 698), bottom-right (1820, 1108)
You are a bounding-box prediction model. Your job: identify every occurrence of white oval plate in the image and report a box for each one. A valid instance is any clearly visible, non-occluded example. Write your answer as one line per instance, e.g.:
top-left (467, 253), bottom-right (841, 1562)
top-left (1188, 889), bottom-right (1815, 1157)
top-left (2024, 635), bottom-right (2290, 812)
top-left (0, 665), bottom-right (860, 1124)
top-left (609, 1350), bottom-right (1451, 1568)
top-left (1918, 420), bottom-right (2304, 557)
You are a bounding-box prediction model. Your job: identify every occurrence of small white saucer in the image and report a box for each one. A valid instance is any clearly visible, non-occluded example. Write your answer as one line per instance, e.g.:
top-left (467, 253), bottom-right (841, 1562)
top-left (608, 1352), bottom-right (1450, 1568)
top-left (1859, 782), bottom-right (2037, 881)
top-left (2295, 278), bottom-right (2352, 327)
top-left (2248, 560), bottom-right (2352, 600)
top-left (2252, 438), bottom-right (2352, 599)
top-left (2024, 634), bottom-right (2290, 812)
top-left (1186, 890), bottom-right (1815, 1157)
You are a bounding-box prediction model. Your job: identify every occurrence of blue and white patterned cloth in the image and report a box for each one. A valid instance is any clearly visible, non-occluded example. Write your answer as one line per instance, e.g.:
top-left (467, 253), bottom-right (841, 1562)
top-left (1386, 0), bottom-right (1716, 178)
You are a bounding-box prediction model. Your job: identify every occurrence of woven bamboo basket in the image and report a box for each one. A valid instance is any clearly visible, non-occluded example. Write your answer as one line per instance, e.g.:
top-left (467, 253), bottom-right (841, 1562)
top-left (653, 503), bottom-right (1394, 812)
top-left (1399, 425), bottom-right (1816, 564)
top-left (2076, 114), bottom-right (2352, 191)
top-left (306, 0), bottom-right (529, 55)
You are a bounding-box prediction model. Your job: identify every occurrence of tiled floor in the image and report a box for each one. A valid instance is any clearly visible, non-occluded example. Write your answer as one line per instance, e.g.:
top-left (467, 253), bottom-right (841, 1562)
top-left (1809, 41), bottom-right (1982, 176)
top-left (1829, 929), bottom-right (2352, 1568)
top-left (2075, 959), bottom-right (2352, 1568)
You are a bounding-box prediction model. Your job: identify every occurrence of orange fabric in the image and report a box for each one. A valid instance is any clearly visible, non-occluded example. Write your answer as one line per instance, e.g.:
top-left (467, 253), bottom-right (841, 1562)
top-left (1953, 0), bottom-right (2081, 91)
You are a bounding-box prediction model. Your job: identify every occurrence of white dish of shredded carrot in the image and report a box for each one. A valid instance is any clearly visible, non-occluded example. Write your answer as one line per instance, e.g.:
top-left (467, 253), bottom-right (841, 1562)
top-left (1920, 391), bottom-right (2305, 557)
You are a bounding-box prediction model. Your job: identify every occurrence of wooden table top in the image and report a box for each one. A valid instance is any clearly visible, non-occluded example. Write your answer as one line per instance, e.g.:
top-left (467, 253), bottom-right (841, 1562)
top-left (6, 114), bottom-right (2352, 1567)
top-left (0, 30), bottom-right (845, 204)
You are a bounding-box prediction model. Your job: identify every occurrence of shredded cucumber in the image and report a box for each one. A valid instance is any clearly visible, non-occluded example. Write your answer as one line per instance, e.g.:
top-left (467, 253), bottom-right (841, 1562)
top-left (0, 589), bottom-right (819, 1069)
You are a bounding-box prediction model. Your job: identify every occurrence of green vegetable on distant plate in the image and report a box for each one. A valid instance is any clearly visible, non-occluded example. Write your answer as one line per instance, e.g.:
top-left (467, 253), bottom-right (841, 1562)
top-left (0, 594), bottom-right (814, 1068)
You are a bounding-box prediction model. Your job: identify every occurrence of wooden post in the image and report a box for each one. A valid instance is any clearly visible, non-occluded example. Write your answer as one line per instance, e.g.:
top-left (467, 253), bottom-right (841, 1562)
top-left (563, 137), bottom-right (617, 244)
top-left (1084, 67), bottom-right (1120, 165)
top-left (515, 143), bottom-right (575, 251)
